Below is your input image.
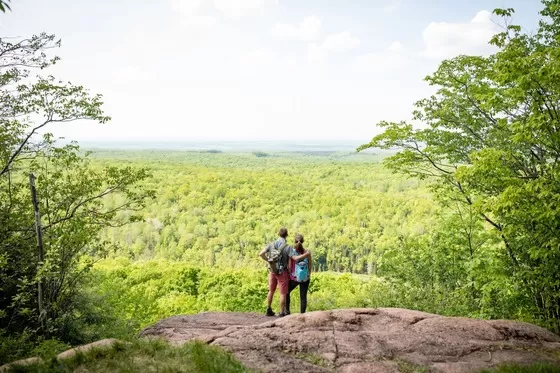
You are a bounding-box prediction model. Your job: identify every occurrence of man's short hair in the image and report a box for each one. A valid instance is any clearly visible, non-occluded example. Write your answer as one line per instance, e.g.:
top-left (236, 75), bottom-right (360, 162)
top-left (278, 227), bottom-right (288, 238)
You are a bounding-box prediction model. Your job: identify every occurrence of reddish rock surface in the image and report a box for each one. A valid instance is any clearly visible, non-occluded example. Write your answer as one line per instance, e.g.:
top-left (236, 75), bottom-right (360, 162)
top-left (140, 308), bottom-right (560, 372)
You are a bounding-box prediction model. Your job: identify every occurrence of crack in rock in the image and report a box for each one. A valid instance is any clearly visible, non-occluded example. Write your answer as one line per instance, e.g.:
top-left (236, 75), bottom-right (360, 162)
top-left (332, 323), bottom-right (339, 365)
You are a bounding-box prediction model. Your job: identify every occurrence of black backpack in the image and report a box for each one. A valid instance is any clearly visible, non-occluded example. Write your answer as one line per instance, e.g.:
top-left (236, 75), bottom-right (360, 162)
top-left (266, 242), bottom-right (288, 274)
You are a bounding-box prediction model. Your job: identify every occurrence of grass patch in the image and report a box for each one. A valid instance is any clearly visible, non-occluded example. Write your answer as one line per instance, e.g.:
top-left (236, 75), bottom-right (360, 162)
top-left (8, 338), bottom-right (252, 373)
top-left (395, 359), bottom-right (430, 373)
top-left (479, 364), bottom-right (560, 373)
top-left (296, 352), bottom-right (334, 370)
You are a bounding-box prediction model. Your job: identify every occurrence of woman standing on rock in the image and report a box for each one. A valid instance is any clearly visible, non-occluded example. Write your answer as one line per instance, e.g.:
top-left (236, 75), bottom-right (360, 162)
top-left (286, 233), bottom-right (312, 315)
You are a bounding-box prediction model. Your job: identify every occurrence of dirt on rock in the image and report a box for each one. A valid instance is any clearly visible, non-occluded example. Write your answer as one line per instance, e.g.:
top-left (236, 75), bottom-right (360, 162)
top-left (139, 308), bottom-right (560, 373)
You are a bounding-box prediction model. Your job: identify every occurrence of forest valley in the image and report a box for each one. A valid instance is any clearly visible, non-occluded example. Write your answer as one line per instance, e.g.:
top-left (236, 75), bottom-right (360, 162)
top-left (1, 0), bottom-right (560, 367)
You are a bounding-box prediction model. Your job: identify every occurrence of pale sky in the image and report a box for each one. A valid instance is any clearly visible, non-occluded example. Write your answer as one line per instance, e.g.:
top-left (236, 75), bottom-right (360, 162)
top-left (0, 0), bottom-right (542, 142)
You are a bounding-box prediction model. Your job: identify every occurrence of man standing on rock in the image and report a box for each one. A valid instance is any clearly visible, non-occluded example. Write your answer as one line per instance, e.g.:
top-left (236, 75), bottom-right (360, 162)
top-left (259, 228), bottom-right (310, 317)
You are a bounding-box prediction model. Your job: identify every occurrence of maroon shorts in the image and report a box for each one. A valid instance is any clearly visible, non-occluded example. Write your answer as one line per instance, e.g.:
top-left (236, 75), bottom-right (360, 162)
top-left (269, 271), bottom-right (289, 295)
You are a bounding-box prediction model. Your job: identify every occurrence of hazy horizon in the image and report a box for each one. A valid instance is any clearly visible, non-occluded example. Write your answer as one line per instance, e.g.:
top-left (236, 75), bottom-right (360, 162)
top-left (76, 138), bottom-right (384, 152)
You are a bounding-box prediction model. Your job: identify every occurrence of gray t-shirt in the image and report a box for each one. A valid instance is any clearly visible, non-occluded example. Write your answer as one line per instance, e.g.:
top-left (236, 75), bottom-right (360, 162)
top-left (266, 237), bottom-right (298, 272)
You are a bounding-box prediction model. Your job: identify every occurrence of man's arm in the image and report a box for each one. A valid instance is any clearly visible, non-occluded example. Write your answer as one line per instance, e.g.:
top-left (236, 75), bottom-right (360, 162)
top-left (259, 246), bottom-right (269, 262)
top-left (292, 249), bottom-right (310, 261)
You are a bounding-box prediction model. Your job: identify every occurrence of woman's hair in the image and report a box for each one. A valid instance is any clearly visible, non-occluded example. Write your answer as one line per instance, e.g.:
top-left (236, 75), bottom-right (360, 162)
top-left (294, 233), bottom-right (304, 253)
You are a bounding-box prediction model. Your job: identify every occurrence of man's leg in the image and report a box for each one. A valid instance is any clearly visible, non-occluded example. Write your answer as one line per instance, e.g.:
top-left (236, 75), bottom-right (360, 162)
top-left (278, 272), bottom-right (289, 316)
top-left (300, 279), bottom-right (310, 313)
top-left (286, 280), bottom-right (298, 314)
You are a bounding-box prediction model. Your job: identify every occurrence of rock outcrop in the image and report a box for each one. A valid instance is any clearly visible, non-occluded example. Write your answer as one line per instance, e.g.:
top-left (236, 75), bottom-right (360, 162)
top-left (0, 357), bottom-right (43, 372)
top-left (56, 338), bottom-right (122, 360)
top-left (140, 308), bottom-right (560, 373)
top-left (0, 338), bottom-right (125, 372)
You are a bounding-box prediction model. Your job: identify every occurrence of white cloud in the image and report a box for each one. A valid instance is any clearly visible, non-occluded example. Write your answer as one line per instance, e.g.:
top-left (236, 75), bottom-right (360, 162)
top-left (238, 49), bottom-right (298, 70)
top-left (383, 0), bottom-right (401, 15)
top-left (114, 65), bottom-right (146, 83)
top-left (171, 0), bottom-right (276, 21)
top-left (306, 43), bottom-right (327, 64)
top-left (171, 0), bottom-right (202, 15)
top-left (305, 31), bottom-right (361, 64)
top-left (171, 0), bottom-right (218, 29)
top-left (286, 57), bottom-right (297, 69)
top-left (388, 41), bottom-right (403, 52)
top-left (213, 0), bottom-right (277, 18)
top-left (353, 41), bottom-right (406, 73)
top-left (353, 52), bottom-right (403, 72)
top-left (322, 31), bottom-right (361, 52)
top-left (180, 15), bottom-right (218, 29)
top-left (272, 15), bottom-right (321, 41)
top-left (239, 48), bottom-right (276, 66)
top-left (422, 10), bottom-right (499, 59)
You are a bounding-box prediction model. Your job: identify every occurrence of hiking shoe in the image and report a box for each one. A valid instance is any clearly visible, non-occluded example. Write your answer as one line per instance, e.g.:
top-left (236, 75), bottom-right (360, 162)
top-left (265, 308), bottom-right (275, 316)
top-left (276, 312), bottom-right (287, 317)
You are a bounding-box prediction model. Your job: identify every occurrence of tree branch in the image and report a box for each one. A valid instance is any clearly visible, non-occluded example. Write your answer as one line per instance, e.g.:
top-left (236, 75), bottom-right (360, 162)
top-left (42, 183), bottom-right (126, 230)
top-left (0, 116), bottom-right (52, 177)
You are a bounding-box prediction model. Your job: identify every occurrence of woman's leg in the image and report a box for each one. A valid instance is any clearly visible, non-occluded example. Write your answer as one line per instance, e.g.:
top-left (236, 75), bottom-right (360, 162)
top-left (300, 279), bottom-right (310, 313)
top-left (286, 280), bottom-right (298, 314)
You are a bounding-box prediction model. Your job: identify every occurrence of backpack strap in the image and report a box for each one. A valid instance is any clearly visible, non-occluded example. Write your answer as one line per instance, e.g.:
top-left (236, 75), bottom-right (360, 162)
top-left (277, 242), bottom-right (289, 271)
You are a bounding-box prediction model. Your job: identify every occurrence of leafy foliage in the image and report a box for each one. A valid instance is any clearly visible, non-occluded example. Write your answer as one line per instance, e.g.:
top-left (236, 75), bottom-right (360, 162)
top-left (359, 1), bottom-right (560, 331)
top-left (0, 0), bottom-right (9, 13)
top-left (0, 33), bottom-right (154, 343)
